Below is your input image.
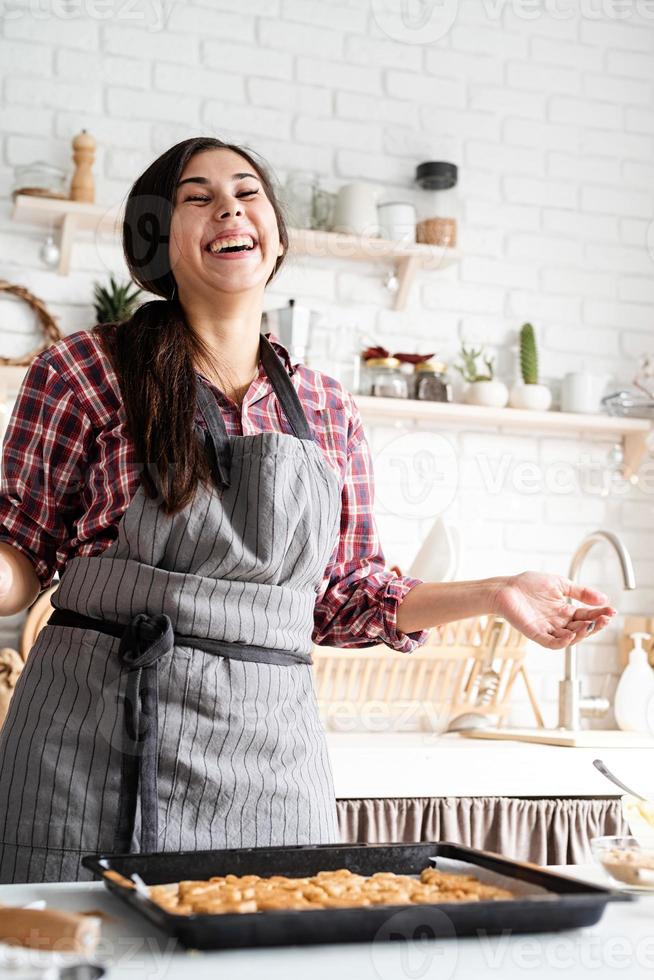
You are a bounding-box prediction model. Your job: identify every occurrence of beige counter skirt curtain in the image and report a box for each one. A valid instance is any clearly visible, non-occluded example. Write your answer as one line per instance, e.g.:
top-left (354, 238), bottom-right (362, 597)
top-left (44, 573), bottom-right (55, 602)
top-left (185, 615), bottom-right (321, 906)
top-left (336, 797), bottom-right (628, 865)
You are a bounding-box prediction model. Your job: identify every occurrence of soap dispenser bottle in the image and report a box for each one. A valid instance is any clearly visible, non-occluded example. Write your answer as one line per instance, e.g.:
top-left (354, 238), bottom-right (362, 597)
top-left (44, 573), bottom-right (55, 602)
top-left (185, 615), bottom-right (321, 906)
top-left (614, 632), bottom-right (654, 733)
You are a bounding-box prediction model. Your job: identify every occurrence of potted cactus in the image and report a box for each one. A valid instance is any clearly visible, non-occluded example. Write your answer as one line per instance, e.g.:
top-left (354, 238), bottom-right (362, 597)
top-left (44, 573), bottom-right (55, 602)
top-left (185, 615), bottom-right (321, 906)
top-left (509, 323), bottom-right (552, 411)
top-left (453, 342), bottom-right (508, 407)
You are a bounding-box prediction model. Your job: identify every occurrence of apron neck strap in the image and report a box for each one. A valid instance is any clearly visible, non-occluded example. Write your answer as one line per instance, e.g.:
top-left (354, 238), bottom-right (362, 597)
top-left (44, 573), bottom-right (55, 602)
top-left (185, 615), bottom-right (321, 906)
top-left (195, 332), bottom-right (313, 489)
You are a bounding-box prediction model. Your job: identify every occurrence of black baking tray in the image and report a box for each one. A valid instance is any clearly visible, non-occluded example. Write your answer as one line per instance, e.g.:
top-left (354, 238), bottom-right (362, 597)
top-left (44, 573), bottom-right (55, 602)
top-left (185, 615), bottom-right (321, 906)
top-left (82, 841), bottom-right (630, 950)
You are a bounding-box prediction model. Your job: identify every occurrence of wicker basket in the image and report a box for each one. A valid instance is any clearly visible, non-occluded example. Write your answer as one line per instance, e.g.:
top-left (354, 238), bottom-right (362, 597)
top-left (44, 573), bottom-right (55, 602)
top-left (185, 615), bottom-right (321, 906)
top-left (312, 615), bottom-right (543, 732)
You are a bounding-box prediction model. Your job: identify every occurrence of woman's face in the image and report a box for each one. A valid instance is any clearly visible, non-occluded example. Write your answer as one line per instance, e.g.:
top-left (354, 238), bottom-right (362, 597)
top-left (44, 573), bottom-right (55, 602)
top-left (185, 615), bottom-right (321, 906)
top-left (169, 148), bottom-right (284, 299)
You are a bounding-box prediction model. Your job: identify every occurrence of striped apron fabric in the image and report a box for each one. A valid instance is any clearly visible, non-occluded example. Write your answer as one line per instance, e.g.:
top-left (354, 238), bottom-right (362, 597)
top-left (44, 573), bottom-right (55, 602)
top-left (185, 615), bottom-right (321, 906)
top-left (0, 334), bottom-right (342, 883)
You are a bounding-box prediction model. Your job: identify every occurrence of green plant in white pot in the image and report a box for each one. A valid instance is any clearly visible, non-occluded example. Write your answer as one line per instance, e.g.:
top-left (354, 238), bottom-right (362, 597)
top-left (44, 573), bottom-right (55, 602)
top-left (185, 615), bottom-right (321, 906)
top-left (509, 323), bottom-right (552, 411)
top-left (453, 342), bottom-right (508, 407)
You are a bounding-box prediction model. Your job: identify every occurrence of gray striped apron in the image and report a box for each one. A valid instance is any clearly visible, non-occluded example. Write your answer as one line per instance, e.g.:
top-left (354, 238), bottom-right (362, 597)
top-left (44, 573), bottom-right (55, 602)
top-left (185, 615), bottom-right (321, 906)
top-left (0, 334), bottom-right (342, 883)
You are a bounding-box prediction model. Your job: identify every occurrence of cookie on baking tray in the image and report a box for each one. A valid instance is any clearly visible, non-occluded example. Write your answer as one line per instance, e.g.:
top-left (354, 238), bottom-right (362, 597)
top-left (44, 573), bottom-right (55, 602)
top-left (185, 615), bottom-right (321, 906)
top-left (146, 866), bottom-right (514, 915)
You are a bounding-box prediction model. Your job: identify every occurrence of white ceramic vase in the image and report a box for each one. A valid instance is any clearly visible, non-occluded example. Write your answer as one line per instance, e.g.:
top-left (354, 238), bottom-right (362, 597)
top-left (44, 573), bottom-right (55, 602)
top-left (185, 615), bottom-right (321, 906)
top-left (508, 382), bottom-right (552, 411)
top-left (464, 380), bottom-right (509, 408)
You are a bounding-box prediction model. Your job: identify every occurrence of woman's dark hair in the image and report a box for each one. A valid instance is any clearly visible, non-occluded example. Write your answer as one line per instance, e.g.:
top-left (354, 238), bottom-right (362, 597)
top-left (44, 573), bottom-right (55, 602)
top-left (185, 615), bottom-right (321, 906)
top-left (93, 136), bottom-right (289, 513)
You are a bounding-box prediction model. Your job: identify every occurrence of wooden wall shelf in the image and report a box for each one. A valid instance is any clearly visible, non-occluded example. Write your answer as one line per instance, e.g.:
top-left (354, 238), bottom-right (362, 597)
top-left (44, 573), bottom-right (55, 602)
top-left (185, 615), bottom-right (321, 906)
top-left (355, 395), bottom-right (651, 480)
top-left (10, 194), bottom-right (458, 309)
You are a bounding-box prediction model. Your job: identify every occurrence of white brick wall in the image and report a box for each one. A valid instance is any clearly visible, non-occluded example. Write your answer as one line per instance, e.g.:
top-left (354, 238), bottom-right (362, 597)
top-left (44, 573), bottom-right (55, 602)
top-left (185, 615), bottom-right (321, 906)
top-left (1, 0), bottom-right (654, 725)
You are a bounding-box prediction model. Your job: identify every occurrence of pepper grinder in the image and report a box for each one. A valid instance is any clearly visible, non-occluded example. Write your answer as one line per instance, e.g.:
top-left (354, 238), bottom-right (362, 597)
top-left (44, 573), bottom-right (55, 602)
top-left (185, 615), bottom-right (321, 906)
top-left (69, 129), bottom-right (96, 203)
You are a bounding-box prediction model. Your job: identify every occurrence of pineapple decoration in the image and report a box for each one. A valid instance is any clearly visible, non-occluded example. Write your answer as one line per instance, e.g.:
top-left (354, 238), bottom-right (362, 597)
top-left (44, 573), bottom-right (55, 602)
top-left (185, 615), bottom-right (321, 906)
top-left (93, 274), bottom-right (143, 325)
top-left (508, 322), bottom-right (552, 411)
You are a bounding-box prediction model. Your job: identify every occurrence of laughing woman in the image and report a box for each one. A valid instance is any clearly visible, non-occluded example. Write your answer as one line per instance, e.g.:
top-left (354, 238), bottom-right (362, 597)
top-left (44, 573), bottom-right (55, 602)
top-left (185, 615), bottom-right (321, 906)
top-left (0, 137), bottom-right (616, 882)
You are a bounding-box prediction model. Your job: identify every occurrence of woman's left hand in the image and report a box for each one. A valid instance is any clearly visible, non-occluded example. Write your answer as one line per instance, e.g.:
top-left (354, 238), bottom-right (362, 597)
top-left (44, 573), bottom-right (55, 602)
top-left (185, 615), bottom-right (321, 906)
top-left (491, 571), bottom-right (617, 649)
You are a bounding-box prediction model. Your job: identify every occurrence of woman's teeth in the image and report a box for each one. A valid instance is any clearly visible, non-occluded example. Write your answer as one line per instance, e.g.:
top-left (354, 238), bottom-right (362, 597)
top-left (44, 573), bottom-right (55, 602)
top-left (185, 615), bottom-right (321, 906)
top-left (208, 236), bottom-right (256, 254)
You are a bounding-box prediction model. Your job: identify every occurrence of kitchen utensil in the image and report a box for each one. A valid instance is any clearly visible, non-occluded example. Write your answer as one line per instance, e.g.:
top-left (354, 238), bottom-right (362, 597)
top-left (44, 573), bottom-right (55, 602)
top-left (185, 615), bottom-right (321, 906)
top-left (261, 298), bottom-right (315, 364)
top-left (445, 618), bottom-right (509, 733)
top-left (593, 758), bottom-right (647, 801)
top-left (83, 841), bottom-right (628, 950)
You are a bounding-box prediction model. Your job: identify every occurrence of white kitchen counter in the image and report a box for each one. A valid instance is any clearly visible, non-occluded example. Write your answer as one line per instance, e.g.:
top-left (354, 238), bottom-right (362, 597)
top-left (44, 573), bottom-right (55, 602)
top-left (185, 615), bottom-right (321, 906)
top-left (0, 868), bottom-right (652, 979)
top-left (326, 733), bottom-right (654, 798)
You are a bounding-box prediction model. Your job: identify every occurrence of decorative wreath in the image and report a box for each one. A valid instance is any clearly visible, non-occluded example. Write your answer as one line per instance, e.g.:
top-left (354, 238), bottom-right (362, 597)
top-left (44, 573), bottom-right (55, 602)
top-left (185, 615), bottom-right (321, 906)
top-left (0, 280), bottom-right (63, 366)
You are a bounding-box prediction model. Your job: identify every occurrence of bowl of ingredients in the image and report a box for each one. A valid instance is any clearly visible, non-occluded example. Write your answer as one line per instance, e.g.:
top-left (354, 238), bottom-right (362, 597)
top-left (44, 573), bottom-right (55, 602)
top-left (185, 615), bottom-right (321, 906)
top-left (591, 835), bottom-right (654, 890)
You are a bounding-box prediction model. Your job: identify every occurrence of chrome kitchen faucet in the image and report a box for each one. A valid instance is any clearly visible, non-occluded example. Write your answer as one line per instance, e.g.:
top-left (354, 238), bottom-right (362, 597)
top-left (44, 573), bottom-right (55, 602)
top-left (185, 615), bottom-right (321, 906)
top-left (558, 530), bottom-right (636, 731)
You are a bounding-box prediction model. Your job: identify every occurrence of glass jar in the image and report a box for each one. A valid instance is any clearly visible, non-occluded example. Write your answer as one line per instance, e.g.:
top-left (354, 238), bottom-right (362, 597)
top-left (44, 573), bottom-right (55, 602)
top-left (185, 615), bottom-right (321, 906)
top-left (11, 161), bottom-right (69, 200)
top-left (281, 169), bottom-right (318, 228)
top-left (366, 357), bottom-right (409, 398)
top-left (415, 359), bottom-right (452, 402)
top-left (414, 161), bottom-right (459, 249)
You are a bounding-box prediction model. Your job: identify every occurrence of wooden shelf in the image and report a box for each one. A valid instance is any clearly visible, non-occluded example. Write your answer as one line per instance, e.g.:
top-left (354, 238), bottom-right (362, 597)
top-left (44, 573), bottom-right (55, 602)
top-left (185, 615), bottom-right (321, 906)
top-left (10, 195), bottom-right (458, 307)
top-left (355, 395), bottom-right (651, 479)
top-left (11, 194), bottom-right (123, 275)
top-left (288, 228), bottom-right (458, 310)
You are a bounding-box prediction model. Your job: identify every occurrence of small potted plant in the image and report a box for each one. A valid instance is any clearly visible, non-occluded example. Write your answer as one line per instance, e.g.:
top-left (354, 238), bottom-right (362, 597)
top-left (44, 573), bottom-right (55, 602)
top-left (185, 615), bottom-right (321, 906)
top-left (453, 342), bottom-right (508, 407)
top-left (92, 274), bottom-right (143, 325)
top-left (509, 323), bottom-right (552, 411)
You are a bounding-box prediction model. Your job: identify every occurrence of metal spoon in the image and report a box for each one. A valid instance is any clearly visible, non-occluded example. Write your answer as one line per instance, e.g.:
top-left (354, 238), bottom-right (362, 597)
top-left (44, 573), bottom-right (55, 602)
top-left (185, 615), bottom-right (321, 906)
top-left (593, 758), bottom-right (647, 801)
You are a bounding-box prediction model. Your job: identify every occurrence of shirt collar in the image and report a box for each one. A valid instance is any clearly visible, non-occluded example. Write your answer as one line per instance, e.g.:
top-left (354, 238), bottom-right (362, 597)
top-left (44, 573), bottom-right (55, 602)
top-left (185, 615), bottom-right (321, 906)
top-left (263, 330), bottom-right (299, 376)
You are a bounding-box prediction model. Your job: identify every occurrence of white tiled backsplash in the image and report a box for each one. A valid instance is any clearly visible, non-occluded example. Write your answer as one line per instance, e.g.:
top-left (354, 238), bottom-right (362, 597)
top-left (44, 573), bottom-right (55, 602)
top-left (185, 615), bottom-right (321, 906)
top-left (1, 0), bottom-right (653, 727)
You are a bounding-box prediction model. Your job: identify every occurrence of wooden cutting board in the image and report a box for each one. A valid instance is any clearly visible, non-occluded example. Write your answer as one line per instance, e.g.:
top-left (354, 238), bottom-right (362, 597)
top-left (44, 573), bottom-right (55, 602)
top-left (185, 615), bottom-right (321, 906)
top-left (462, 727), bottom-right (654, 748)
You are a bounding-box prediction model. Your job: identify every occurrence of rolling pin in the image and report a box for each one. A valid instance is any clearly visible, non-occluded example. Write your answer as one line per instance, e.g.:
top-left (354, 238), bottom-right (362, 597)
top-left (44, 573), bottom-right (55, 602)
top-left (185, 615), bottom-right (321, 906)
top-left (0, 903), bottom-right (101, 953)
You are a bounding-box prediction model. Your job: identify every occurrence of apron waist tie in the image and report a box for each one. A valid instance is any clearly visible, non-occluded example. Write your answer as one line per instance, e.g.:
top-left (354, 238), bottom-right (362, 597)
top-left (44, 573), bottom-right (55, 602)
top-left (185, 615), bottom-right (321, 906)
top-left (48, 607), bottom-right (312, 856)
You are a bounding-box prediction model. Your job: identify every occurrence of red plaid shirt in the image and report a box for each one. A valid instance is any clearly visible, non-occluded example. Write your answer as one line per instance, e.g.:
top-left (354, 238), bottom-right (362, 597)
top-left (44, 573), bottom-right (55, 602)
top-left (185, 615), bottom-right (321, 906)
top-left (0, 328), bottom-right (428, 653)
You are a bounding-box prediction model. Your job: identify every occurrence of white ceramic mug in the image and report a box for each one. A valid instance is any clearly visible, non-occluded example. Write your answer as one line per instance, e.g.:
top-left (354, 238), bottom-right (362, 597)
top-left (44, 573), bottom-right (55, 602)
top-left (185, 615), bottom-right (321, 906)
top-left (377, 201), bottom-right (416, 243)
top-left (331, 182), bottom-right (380, 237)
top-left (560, 372), bottom-right (605, 414)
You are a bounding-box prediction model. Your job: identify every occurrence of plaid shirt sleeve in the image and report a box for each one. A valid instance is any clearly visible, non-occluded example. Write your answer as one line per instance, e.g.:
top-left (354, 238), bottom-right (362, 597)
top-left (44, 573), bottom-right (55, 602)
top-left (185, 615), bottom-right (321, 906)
top-left (0, 352), bottom-right (93, 590)
top-left (311, 393), bottom-right (430, 654)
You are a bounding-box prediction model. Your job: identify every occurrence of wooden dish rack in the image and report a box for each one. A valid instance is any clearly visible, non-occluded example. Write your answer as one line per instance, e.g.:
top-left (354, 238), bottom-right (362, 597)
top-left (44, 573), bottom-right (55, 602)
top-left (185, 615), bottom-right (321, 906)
top-left (312, 615), bottom-right (543, 732)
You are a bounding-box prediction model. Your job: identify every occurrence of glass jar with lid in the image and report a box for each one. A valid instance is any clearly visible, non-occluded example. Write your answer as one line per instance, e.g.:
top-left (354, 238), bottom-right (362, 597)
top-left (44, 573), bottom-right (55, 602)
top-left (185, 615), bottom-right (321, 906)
top-left (415, 359), bottom-right (452, 402)
top-left (366, 357), bottom-right (409, 398)
top-left (11, 162), bottom-right (69, 200)
top-left (414, 161), bottom-right (459, 249)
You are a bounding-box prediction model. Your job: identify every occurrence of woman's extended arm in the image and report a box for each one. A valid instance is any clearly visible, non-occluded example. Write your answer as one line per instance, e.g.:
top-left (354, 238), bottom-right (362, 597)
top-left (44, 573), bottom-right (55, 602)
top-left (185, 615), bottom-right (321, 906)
top-left (396, 572), bottom-right (617, 650)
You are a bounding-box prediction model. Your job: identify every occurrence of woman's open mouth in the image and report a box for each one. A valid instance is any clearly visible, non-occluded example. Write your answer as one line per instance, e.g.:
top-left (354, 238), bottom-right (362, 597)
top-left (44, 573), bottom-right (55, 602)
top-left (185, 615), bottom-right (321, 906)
top-left (205, 234), bottom-right (259, 260)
